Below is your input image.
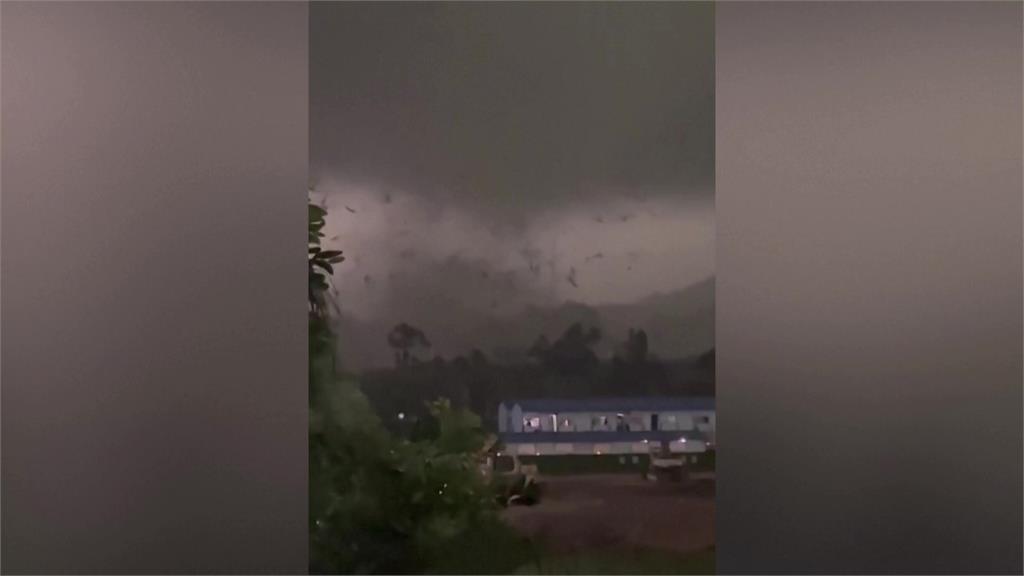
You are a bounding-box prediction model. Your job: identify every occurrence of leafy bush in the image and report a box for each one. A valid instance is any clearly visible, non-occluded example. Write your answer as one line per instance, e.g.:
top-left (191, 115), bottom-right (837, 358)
top-left (310, 360), bottom-right (509, 573)
top-left (308, 197), bottom-right (520, 574)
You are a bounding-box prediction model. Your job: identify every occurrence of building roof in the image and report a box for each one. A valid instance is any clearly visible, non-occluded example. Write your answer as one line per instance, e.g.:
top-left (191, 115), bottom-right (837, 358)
top-left (501, 396), bottom-right (715, 413)
top-left (498, 429), bottom-right (708, 444)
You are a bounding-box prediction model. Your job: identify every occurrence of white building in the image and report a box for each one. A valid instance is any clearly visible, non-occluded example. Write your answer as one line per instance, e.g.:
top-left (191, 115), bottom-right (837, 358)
top-left (497, 397), bottom-right (715, 456)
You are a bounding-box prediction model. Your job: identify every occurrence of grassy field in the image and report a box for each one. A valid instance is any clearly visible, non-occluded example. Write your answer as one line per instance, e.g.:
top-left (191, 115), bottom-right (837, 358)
top-left (431, 521), bottom-right (715, 575)
top-left (515, 546), bottom-right (716, 575)
top-left (427, 517), bottom-right (538, 574)
top-left (447, 462), bottom-right (718, 574)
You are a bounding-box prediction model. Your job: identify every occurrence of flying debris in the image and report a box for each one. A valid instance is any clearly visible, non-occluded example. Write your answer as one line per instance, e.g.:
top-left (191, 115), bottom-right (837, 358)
top-left (345, 205), bottom-right (357, 213)
top-left (383, 193), bottom-right (393, 205)
top-left (584, 252), bottom-right (604, 263)
top-left (520, 247), bottom-right (544, 278)
top-left (481, 271), bottom-right (490, 279)
top-left (566, 267), bottom-right (578, 288)
top-left (330, 235), bottom-right (340, 241)
top-left (593, 216), bottom-right (605, 223)
top-left (620, 214), bottom-right (634, 222)
top-left (363, 274), bottom-right (372, 284)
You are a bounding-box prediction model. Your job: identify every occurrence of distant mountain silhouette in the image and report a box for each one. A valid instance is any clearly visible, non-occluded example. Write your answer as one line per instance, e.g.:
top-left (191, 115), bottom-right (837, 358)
top-left (336, 276), bottom-right (714, 372)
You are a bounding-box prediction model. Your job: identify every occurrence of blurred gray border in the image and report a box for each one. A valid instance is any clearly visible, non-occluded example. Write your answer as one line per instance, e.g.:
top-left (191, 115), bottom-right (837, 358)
top-left (1, 2), bottom-right (309, 572)
top-left (717, 1), bottom-right (1023, 573)
top-left (3, 1), bottom-right (1022, 574)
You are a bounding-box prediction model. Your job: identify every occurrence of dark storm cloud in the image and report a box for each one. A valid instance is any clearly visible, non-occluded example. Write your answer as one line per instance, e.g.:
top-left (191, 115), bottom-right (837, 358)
top-left (311, 2), bottom-right (713, 224)
top-left (311, 3), bottom-right (715, 368)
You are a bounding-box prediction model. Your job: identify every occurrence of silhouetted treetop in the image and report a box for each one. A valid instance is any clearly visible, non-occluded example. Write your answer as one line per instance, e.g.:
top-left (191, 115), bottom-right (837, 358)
top-left (388, 322), bottom-right (431, 366)
top-left (617, 328), bottom-right (649, 364)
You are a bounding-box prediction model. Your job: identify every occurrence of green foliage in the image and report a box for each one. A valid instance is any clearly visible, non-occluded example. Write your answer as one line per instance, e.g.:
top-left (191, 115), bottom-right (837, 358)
top-left (427, 398), bottom-right (485, 454)
top-left (311, 374), bottom-right (506, 573)
top-left (309, 198), bottom-right (344, 316)
top-left (308, 196), bottom-right (520, 574)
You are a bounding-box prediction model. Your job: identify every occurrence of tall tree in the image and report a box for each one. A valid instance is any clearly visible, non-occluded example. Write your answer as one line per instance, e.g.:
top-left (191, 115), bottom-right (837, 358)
top-left (387, 322), bottom-right (431, 366)
top-left (619, 328), bottom-right (649, 364)
top-left (526, 335), bottom-right (551, 364)
top-left (531, 322), bottom-right (602, 376)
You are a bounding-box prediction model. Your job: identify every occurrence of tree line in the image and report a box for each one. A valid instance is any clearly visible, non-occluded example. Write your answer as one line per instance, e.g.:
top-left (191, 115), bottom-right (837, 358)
top-left (366, 320), bottom-right (715, 435)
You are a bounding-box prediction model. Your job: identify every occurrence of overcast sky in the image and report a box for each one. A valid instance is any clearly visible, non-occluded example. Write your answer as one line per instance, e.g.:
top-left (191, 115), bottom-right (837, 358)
top-left (311, 3), bottom-right (714, 364)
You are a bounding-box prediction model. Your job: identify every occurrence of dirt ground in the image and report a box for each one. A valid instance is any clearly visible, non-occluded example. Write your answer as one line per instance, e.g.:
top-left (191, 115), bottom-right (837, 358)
top-left (500, 474), bottom-right (715, 556)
